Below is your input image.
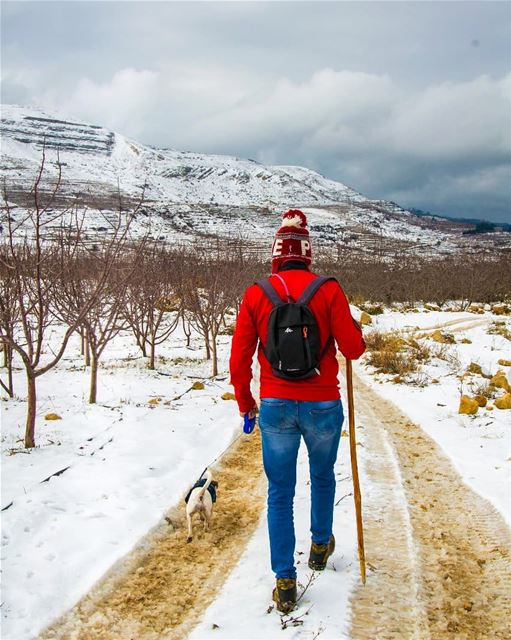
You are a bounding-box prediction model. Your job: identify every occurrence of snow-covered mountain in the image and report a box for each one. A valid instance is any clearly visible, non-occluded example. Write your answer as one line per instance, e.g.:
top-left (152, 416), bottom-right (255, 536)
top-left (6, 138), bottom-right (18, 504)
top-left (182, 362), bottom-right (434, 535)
top-left (0, 104), bottom-right (364, 206)
top-left (1, 104), bottom-right (507, 255)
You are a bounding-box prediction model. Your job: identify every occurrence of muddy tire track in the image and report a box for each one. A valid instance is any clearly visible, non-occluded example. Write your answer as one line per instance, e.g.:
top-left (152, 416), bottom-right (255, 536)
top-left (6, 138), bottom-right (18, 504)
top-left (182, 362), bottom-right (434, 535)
top-left (404, 316), bottom-right (491, 335)
top-left (39, 431), bottom-right (266, 640)
top-left (349, 369), bottom-right (511, 640)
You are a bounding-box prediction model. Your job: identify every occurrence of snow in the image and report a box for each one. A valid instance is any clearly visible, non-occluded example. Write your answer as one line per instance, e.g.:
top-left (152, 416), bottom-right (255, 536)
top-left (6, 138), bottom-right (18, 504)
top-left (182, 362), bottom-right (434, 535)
top-left (1, 279), bottom-right (510, 636)
top-left (358, 309), bottom-right (511, 525)
top-left (1, 326), bottom-right (241, 639)
top-left (0, 103), bottom-right (470, 255)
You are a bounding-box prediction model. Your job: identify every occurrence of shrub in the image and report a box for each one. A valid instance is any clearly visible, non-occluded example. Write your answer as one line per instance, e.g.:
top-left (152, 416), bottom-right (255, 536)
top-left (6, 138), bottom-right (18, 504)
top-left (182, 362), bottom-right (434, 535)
top-left (488, 321), bottom-right (511, 341)
top-left (365, 330), bottom-right (418, 376)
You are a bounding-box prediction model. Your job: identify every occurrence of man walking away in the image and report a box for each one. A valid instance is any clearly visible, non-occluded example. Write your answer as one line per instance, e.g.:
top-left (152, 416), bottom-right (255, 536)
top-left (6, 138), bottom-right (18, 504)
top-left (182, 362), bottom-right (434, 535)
top-left (229, 209), bottom-right (366, 612)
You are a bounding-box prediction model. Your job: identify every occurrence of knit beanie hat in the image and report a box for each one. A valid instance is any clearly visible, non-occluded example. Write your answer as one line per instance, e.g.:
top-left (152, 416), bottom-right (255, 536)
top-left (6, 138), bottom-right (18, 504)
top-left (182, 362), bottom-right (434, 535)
top-left (271, 209), bottom-right (312, 273)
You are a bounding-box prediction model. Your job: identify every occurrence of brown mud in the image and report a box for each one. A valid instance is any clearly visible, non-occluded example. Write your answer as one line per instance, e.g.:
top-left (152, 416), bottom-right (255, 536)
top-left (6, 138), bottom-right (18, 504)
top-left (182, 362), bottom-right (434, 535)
top-left (39, 320), bottom-right (510, 639)
top-left (349, 368), bottom-right (511, 640)
top-left (39, 431), bottom-right (266, 640)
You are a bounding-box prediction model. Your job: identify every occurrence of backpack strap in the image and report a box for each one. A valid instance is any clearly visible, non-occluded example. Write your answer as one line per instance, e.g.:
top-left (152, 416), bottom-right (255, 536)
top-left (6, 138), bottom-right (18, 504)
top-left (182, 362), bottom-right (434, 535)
top-left (256, 278), bottom-right (285, 307)
top-left (271, 273), bottom-right (294, 302)
top-left (300, 276), bottom-right (337, 364)
top-left (297, 276), bottom-right (338, 306)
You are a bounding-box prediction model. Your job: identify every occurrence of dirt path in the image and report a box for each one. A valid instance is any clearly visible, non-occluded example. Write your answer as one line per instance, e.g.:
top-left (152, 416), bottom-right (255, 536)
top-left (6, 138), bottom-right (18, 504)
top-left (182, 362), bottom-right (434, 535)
top-left (39, 431), bottom-right (266, 640)
top-left (349, 368), bottom-right (511, 640)
top-left (402, 316), bottom-right (492, 335)
top-left (39, 344), bottom-right (510, 639)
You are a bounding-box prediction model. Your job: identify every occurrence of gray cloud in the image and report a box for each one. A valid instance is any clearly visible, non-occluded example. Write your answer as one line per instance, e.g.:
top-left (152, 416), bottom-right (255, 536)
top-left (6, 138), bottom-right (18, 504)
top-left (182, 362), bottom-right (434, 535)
top-left (1, 1), bottom-right (510, 222)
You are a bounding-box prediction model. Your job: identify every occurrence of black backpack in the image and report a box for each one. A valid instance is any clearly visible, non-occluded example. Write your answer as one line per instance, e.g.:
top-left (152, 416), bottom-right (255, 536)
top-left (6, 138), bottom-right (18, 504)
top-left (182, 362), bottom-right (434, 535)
top-left (256, 274), bottom-right (336, 380)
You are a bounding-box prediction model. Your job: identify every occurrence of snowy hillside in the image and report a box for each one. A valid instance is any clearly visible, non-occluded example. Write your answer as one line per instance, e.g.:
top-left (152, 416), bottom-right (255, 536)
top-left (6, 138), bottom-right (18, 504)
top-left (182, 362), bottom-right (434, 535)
top-left (0, 104), bottom-right (364, 206)
top-left (2, 104), bottom-right (509, 255)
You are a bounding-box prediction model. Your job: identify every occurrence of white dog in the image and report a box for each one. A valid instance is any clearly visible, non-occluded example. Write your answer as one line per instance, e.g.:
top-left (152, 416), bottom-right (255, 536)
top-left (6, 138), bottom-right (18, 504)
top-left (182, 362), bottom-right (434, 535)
top-left (184, 468), bottom-right (218, 543)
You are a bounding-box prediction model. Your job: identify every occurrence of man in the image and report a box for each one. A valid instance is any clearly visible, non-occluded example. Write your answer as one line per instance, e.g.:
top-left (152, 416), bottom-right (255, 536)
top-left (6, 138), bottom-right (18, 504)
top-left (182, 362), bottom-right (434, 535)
top-left (229, 209), bottom-right (365, 613)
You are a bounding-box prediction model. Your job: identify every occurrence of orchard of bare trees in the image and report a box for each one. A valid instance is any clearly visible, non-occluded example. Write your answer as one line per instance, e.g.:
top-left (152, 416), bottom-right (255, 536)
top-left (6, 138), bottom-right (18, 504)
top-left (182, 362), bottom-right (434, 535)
top-left (0, 155), bottom-right (252, 448)
top-left (1, 154), bottom-right (510, 449)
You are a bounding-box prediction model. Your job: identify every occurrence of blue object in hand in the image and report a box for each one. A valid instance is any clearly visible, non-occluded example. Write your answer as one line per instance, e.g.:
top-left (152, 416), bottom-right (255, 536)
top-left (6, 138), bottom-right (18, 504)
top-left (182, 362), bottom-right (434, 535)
top-left (243, 413), bottom-right (256, 434)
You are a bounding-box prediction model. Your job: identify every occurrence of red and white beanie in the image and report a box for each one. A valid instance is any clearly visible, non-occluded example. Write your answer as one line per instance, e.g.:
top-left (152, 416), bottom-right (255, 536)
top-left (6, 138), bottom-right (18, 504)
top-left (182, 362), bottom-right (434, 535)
top-left (271, 209), bottom-right (312, 273)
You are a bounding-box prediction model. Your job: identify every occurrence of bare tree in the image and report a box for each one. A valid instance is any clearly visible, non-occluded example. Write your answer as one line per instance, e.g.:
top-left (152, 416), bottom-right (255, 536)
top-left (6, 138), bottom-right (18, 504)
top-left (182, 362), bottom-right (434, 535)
top-left (179, 248), bottom-right (246, 376)
top-left (0, 150), bottom-right (146, 444)
top-left (0, 150), bottom-right (91, 446)
top-left (0, 245), bottom-right (20, 397)
top-left (123, 243), bottom-right (181, 369)
top-left (55, 230), bottom-right (146, 404)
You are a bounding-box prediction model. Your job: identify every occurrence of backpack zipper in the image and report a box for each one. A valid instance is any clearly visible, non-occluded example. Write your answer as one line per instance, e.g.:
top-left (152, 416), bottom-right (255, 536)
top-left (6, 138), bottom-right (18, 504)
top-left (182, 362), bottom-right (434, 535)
top-left (303, 326), bottom-right (312, 367)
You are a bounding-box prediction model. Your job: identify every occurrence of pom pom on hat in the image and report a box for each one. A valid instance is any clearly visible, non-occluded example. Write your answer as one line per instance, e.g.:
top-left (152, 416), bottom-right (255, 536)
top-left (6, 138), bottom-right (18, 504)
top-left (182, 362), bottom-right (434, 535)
top-left (271, 209), bottom-right (312, 273)
top-left (281, 209), bottom-right (308, 228)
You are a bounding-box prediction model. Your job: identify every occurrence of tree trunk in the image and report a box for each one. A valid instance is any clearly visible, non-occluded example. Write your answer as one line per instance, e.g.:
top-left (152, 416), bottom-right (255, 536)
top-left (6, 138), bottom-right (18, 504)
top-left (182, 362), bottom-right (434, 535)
top-left (149, 340), bottom-right (155, 370)
top-left (135, 333), bottom-right (147, 357)
top-left (211, 336), bottom-right (218, 377)
top-left (89, 352), bottom-right (98, 404)
top-left (80, 330), bottom-right (85, 356)
top-left (6, 344), bottom-right (13, 398)
top-left (84, 333), bottom-right (91, 367)
top-left (204, 335), bottom-right (211, 360)
top-left (25, 371), bottom-right (36, 448)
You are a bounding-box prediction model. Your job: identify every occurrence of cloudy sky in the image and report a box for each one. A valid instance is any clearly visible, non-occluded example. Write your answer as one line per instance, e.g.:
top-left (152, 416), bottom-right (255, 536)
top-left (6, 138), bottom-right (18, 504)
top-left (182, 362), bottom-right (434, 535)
top-left (2, 1), bottom-right (510, 222)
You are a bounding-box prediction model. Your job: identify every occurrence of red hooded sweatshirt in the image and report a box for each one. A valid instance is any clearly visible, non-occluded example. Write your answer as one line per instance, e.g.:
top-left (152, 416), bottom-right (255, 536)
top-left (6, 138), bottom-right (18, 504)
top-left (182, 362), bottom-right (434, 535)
top-left (229, 267), bottom-right (366, 413)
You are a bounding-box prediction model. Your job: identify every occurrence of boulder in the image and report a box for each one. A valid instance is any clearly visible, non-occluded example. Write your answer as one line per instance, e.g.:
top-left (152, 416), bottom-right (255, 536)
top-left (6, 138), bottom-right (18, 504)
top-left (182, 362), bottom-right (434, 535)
top-left (490, 371), bottom-right (511, 392)
top-left (424, 303), bottom-right (440, 311)
top-left (360, 303), bottom-right (384, 315)
top-left (191, 381), bottom-right (205, 390)
top-left (466, 362), bottom-right (483, 376)
top-left (221, 392), bottom-right (236, 401)
top-left (474, 395), bottom-right (488, 408)
top-left (468, 304), bottom-right (484, 315)
top-left (155, 295), bottom-right (180, 312)
top-left (220, 323), bottom-right (236, 336)
top-left (492, 304), bottom-right (511, 316)
top-left (431, 330), bottom-right (455, 344)
top-left (497, 359), bottom-right (511, 367)
top-left (360, 311), bottom-right (373, 326)
top-left (495, 393), bottom-right (511, 410)
top-left (458, 396), bottom-right (479, 415)
top-left (45, 413), bottom-right (62, 421)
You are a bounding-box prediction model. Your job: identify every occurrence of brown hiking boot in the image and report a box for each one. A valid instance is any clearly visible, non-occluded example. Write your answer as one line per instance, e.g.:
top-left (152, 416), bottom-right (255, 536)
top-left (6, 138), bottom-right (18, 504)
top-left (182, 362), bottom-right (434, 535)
top-left (308, 534), bottom-right (335, 570)
top-left (272, 577), bottom-right (297, 613)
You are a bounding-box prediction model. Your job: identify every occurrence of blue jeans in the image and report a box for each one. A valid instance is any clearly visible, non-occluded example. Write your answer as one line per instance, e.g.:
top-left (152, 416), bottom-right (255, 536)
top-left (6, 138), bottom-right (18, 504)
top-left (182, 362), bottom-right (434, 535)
top-left (258, 398), bottom-right (344, 579)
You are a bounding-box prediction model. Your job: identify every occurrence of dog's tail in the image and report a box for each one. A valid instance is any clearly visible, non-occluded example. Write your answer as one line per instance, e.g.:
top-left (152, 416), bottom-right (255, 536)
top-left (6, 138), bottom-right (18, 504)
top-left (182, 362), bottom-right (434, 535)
top-left (197, 468), bottom-right (213, 501)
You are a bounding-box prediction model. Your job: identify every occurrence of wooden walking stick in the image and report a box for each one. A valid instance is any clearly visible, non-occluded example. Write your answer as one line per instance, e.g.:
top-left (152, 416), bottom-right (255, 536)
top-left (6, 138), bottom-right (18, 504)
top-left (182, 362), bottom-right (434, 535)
top-left (345, 358), bottom-right (366, 584)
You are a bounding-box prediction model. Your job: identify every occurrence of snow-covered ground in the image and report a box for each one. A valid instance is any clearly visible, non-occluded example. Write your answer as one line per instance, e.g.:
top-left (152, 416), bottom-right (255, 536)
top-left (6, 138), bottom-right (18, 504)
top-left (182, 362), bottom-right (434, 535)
top-left (1, 326), bottom-right (241, 639)
top-left (1, 308), bottom-right (510, 639)
top-left (358, 308), bottom-right (511, 525)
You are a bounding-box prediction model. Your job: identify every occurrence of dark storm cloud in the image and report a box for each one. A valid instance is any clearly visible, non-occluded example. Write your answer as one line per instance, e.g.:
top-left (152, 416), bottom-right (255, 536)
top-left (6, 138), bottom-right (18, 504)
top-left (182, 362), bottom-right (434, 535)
top-left (1, 1), bottom-right (510, 222)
